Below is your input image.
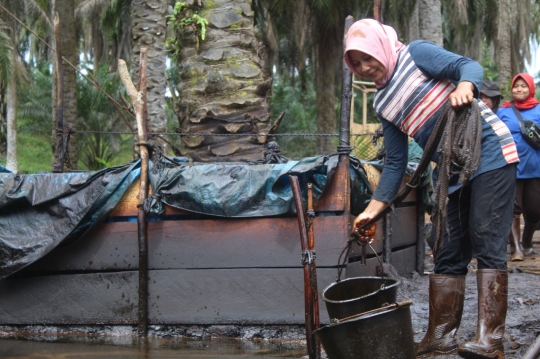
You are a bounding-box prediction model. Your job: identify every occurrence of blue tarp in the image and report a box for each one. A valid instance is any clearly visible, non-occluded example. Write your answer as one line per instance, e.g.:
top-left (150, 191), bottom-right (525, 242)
top-left (0, 155), bottom-right (372, 279)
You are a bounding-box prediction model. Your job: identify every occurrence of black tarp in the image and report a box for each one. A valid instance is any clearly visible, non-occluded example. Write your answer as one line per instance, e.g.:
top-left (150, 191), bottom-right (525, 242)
top-left (0, 155), bottom-right (372, 279)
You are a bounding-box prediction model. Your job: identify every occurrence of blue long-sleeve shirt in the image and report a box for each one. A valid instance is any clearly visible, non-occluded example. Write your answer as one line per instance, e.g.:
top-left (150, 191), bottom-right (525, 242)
top-left (497, 105), bottom-right (540, 179)
top-left (371, 41), bottom-right (518, 202)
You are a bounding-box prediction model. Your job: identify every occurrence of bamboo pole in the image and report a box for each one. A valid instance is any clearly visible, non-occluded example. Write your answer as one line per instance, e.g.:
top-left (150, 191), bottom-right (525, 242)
top-left (118, 47), bottom-right (150, 337)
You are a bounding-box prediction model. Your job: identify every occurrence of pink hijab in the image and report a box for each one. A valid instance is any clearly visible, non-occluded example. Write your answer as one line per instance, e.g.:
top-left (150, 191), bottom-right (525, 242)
top-left (344, 19), bottom-right (405, 87)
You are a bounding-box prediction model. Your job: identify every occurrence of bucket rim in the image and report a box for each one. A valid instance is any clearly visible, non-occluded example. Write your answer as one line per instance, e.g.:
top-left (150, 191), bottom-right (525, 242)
top-left (321, 276), bottom-right (401, 304)
top-left (314, 301), bottom-right (412, 332)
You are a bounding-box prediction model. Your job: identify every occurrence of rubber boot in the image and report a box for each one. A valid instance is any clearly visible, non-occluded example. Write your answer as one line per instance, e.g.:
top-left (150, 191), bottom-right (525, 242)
top-left (509, 215), bottom-right (524, 261)
top-left (415, 274), bottom-right (466, 357)
top-left (458, 269), bottom-right (508, 359)
top-left (521, 220), bottom-right (539, 256)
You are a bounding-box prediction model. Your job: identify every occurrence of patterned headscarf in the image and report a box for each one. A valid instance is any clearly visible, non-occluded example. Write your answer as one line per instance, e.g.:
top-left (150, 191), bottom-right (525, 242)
top-left (344, 19), bottom-right (405, 87)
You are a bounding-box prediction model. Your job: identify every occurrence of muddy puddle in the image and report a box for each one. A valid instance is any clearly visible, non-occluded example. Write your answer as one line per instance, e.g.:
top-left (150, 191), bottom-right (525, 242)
top-left (0, 336), bottom-right (307, 358)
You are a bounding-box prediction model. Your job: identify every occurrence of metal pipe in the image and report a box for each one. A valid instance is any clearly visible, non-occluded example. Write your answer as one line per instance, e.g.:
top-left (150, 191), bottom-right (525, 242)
top-left (416, 188), bottom-right (426, 275)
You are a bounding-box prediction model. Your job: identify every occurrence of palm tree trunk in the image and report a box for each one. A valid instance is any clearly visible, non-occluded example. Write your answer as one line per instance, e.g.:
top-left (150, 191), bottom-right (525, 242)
top-left (407, 1), bottom-right (420, 43)
top-left (131, 0), bottom-right (168, 153)
top-left (496, 0), bottom-right (512, 88)
top-left (311, 17), bottom-right (340, 155)
top-left (51, 0), bottom-right (78, 170)
top-left (418, 0), bottom-right (443, 46)
top-left (5, 74), bottom-right (17, 173)
top-left (177, 0), bottom-right (272, 162)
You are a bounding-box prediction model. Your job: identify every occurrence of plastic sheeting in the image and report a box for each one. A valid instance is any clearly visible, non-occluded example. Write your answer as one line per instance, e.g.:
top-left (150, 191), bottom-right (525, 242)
top-left (0, 155), bottom-right (372, 279)
top-left (0, 162), bottom-right (140, 279)
top-left (146, 155), bottom-right (372, 218)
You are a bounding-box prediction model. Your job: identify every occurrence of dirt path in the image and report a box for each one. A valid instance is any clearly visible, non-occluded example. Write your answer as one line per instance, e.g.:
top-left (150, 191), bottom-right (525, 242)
top-left (398, 230), bottom-right (540, 358)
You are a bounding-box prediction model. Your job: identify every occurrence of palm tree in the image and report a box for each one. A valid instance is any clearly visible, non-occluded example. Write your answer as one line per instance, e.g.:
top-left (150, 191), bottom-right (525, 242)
top-left (0, 2), bottom-right (29, 173)
top-left (175, 0), bottom-right (273, 162)
top-left (130, 0), bottom-right (168, 154)
top-left (50, 0), bottom-right (79, 170)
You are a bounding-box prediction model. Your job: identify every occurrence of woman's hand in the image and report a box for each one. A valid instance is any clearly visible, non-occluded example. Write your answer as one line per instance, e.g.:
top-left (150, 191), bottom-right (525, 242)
top-left (449, 81), bottom-right (475, 109)
top-left (352, 199), bottom-right (386, 242)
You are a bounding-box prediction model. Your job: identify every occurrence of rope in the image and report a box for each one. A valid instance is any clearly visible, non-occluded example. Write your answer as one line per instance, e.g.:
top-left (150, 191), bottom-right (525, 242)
top-left (431, 99), bottom-right (482, 257)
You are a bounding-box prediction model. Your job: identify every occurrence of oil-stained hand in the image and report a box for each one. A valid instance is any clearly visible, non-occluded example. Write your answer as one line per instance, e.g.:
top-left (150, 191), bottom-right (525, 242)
top-left (449, 81), bottom-right (475, 109)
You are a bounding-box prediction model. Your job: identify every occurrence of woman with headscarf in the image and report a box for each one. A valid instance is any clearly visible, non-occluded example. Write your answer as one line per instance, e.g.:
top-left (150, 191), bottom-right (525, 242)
top-left (498, 73), bottom-right (540, 259)
top-left (345, 19), bottom-right (519, 359)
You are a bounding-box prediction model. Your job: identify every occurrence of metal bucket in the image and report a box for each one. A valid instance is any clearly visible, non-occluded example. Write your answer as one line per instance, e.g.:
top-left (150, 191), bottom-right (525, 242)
top-left (313, 302), bottom-right (415, 359)
top-left (321, 276), bottom-right (400, 320)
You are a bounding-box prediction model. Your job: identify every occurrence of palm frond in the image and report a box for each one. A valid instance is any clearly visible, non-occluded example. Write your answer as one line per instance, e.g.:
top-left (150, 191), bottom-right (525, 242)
top-left (0, 21), bottom-right (14, 83)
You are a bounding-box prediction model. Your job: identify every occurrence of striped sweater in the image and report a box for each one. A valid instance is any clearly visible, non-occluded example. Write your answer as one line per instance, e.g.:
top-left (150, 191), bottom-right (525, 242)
top-left (372, 41), bottom-right (518, 203)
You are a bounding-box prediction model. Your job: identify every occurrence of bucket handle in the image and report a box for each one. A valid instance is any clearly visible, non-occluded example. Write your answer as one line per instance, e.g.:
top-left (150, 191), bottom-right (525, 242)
top-left (336, 229), bottom-right (386, 285)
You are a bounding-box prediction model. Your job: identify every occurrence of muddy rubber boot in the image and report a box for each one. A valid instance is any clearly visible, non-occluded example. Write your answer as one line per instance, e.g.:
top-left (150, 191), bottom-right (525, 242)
top-left (458, 269), bottom-right (507, 359)
top-left (415, 274), bottom-right (466, 357)
top-left (521, 220), bottom-right (539, 256)
top-left (509, 216), bottom-right (524, 261)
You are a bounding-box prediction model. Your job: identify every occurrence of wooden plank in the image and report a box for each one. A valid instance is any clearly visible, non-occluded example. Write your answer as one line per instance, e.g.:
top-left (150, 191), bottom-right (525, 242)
top-left (315, 162), bottom-right (348, 211)
top-left (22, 222), bottom-right (139, 273)
top-left (0, 272), bottom-right (137, 325)
top-left (346, 245), bottom-right (418, 278)
top-left (21, 215), bottom-right (349, 272)
top-left (0, 269), bottom-right (340, 325)
top-left (345, 256), bottom-right (380, 277)
top-left (389, 206), bottom-right (418, 248)
top-left (148, 268), bottom-right (338, 325)
top-left (147, 215), bottom-right (348, 269)
top-left (390, 246), bottom-right (418, 278)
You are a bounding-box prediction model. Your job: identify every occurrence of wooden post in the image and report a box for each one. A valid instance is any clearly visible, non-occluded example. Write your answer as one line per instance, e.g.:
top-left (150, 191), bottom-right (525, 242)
top-left (118, 47), bottom-right (149, 337)
top-left (307, 183), bottom-right (321, 359)
top-left (52, 13), bottom-right (64, 173)
top-left (290, 176), bottom-right (318, 359)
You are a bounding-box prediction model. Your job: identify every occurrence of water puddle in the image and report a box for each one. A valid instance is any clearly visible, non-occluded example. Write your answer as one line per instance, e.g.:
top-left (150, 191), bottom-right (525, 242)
top-left (0, 337), bottom-right (306, 358)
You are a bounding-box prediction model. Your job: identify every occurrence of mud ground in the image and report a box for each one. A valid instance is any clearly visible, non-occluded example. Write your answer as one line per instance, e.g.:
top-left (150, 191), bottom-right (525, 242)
top-left (399, 229), bottom-right (540, 359)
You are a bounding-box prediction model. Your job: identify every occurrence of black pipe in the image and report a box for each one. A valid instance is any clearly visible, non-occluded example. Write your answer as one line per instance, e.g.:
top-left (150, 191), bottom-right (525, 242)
top-left (137, 206), bottom-right (148, 337)
top-left (338, 15), bottom-right (354, 163)
top-left (416, 189), bottom-right (426, 275)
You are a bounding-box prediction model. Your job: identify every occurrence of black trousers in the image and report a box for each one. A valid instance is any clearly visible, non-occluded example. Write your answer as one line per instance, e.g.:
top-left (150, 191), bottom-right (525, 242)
top-left (514, 178), bottom-right (540, 223)
top-left (434, 164), bottom-right (517, 275)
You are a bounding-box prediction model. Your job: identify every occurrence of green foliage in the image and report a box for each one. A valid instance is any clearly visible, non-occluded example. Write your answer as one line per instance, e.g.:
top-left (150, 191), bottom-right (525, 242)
top-left (76, 64), bottom-right (133, 171)
top-left (0, 20), bottom-right (13, 84)
top-left (270, 72), bottom-right (317, 160)
top-left (0, 61), bottom-right (52, 173)
top-left (165, 2), bottom-right (209, 61)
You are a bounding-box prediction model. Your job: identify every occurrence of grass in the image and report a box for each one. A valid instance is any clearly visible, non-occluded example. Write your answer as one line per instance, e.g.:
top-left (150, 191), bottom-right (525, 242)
top-left (1, 118), bottom-right (136, 174)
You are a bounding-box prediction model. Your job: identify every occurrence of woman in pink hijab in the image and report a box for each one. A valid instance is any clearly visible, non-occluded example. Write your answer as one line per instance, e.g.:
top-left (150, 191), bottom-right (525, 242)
top-left (346, 19), bottom-right (518, 359)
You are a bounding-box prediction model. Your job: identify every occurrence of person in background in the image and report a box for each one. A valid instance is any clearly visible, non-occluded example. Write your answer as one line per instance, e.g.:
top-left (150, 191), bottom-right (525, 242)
top-left (480, 81), bottom-right (525, 261)
top-left (498, 73), bottom-right (540, 258)
top-left (480, 80), bottom-right (504, 113)
top-left (345, 19), bottom-right (518, 359)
